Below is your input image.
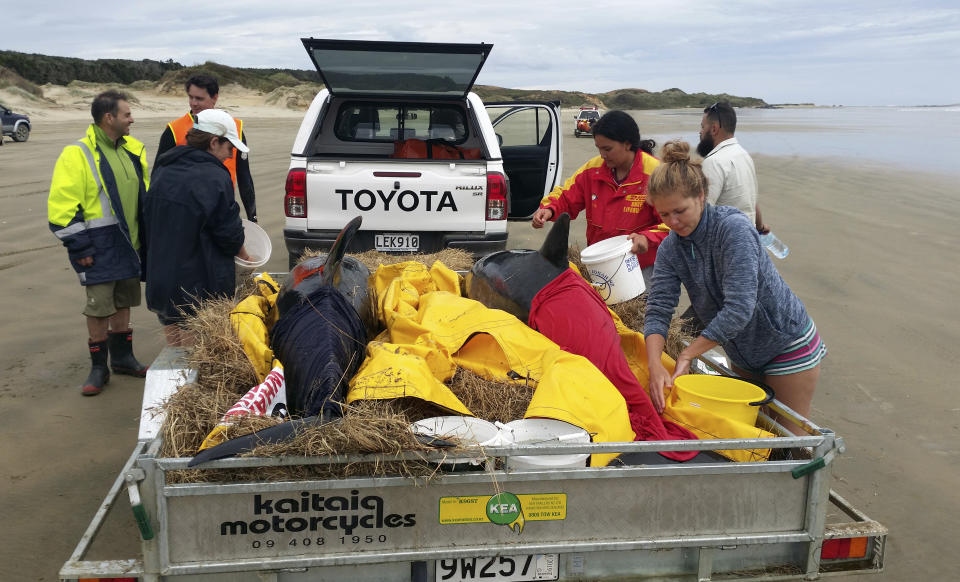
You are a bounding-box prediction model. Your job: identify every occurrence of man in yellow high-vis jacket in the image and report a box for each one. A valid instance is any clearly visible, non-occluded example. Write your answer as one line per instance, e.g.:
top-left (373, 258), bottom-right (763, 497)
top-left (47, 90), bottom-right (150, 396)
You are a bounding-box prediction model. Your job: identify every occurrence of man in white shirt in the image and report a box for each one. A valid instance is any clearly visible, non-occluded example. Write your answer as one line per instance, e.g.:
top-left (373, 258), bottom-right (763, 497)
top-left (697, 102), bottom-right (767, 233)
top-left (678, 102), bottom-right (769, 335)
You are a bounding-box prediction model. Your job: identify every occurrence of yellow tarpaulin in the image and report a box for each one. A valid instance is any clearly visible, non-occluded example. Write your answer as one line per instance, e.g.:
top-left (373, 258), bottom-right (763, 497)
top-left (231, 263), bottom-right (772, 464)
top-left (230, 273), bottom-right (281, 383)
top-left (349, 261), bottom-right (636, 467)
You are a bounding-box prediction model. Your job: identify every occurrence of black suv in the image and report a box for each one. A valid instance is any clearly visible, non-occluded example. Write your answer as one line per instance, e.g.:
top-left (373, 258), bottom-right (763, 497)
top-left (1, 104), bottom-right (31, 142)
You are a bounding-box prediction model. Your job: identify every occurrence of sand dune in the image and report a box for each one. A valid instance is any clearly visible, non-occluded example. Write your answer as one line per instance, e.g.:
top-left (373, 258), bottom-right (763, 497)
top-left (1, 81), bottom-right (308, 121)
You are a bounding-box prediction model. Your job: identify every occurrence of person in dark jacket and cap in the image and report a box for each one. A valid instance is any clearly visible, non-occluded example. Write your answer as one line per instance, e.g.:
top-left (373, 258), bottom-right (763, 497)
top-left (143, 108), bottom-right (251, 346)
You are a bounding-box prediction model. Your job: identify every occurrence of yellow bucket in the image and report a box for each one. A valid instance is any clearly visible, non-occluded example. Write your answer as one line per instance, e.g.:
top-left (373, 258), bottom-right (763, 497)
top-left (672, 375), bottom-right (770, 426)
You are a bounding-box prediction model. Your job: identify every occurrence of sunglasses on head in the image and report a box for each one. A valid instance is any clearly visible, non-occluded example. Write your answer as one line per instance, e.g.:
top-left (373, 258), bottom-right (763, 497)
top-left (707, 102), bottom-right (722, 129)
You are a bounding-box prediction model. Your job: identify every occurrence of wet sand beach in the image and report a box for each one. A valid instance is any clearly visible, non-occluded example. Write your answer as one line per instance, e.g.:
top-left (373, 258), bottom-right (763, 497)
top-left (0, 97), bottom-right (956, 580)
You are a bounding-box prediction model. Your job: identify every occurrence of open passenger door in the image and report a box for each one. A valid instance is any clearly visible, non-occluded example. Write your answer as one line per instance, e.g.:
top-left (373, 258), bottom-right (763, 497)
top-left (485, 102), bottom-right (563, 219)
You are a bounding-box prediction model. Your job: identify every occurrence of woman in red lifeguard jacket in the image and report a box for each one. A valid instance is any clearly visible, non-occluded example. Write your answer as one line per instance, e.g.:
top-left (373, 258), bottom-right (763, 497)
top-left (532, 110), bottom-right (668, 287)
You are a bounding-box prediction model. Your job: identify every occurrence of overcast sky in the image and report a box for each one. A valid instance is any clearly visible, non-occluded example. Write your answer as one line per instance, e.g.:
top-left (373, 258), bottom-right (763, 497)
top-left (5, 0), bottom-right (958, 106)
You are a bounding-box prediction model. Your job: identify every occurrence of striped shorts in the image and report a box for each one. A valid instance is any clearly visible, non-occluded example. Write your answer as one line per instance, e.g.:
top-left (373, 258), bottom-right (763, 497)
top-left (763, 319), bottom-right (827, 375)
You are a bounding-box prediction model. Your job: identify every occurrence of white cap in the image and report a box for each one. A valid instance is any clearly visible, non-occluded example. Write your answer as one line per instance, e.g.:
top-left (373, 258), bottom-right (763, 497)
top-left (194, 109), bottom-right (249, 153)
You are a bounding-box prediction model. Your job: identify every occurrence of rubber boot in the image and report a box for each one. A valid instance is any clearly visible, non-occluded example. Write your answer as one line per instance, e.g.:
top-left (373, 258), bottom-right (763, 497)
top-left (108, 329), bottom-right (149, 377)
top-left (82, 339), bottom-right (110, 396)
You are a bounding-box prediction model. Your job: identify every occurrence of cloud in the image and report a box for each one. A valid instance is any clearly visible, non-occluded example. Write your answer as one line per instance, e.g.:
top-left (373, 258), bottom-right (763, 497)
top-left (6, 0), bottom-right (960, 105)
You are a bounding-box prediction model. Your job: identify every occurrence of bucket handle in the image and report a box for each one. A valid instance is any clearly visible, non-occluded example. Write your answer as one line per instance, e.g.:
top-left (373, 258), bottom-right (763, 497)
top-left (586, 251), bottom-right (628, 299)
top-left (589, 280), bottom-right (612, 301)
top-left (747, 380), bottom-right (776, 407)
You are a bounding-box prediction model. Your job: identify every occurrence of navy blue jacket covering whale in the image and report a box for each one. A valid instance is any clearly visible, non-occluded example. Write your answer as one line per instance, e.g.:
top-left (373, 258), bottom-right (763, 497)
top-left (189, 217), bottom-right (371, 466)
top-left (272, 216), bottom-right (373, 420)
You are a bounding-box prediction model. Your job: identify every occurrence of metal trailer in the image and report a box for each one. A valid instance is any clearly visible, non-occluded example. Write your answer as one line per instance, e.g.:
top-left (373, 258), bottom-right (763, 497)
top-left (61, 347), bottom-right (887, 582)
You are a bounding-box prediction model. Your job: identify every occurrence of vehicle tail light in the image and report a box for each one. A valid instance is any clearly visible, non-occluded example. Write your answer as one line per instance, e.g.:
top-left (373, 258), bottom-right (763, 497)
top-left (821, 536), bottom-right (869, 559)
top-left (486, 172), bottom-right (507, 220)
top-left (285, 169), bottom-right (306, 218)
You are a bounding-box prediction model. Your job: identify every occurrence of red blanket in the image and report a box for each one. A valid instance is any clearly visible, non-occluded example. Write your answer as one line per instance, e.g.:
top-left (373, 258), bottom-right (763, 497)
top-left (529, 269), bottom-right (697, 461)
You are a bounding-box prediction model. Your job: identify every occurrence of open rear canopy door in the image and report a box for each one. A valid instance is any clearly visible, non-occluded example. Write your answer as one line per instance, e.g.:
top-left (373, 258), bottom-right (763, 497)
top-left (302, 38), bottom-right (492, 99)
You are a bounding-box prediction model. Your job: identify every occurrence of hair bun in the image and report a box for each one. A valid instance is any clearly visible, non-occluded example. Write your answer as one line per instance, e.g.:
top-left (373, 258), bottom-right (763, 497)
top-left (660, 139), bottom-right (691, 164)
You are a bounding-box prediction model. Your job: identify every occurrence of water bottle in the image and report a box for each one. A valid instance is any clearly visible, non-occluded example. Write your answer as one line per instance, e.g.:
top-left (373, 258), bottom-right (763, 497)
top-left (759, 232), bottom-right (789, 259)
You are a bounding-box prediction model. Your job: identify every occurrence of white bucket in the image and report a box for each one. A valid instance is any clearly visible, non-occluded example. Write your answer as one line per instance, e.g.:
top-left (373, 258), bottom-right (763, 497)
top-left (235, 219), bottom-right (272, 268)
top-left (410, 416), bottom-right (502, 467)
top-left (501, 419), bottom-right (591, 471)
top-left (579, 235), bottom-right (645, 305)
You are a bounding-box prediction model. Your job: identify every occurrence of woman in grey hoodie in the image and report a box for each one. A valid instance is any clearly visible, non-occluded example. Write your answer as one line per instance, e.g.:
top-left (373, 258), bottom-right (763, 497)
top-left (643, 140), bottom-right (826, 434)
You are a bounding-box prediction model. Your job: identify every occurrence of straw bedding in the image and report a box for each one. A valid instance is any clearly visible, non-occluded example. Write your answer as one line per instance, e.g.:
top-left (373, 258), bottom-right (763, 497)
top-left (301, 247), bottom-right (476, 272)
top-left (158, 249), bottom-right (692, 482)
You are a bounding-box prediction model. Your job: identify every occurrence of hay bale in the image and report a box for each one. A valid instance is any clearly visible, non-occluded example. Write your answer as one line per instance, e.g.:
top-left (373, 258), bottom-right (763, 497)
top-left (568, 245), bottom-right (589, 282)
top-left (157, 293), bottom-right (269, 476)
top-left (447, 368), bottom-right (534, 424)
top-left (609, 294), bottom-right (694, 361)
top-left (165, 400), bottom-right (459, 484)
top-left (179, 296), bottom-right (258, 394)
top-left (159, 382), bottom-right (233, 460)
top-left (299, 248), bottom-right (475, 272)
top-left (159, 366), bottom-right (534, 483)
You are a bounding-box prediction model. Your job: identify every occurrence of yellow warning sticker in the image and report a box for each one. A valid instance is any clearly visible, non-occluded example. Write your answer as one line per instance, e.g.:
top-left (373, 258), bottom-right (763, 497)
top-left (439, 493), bottom-right (566, 531)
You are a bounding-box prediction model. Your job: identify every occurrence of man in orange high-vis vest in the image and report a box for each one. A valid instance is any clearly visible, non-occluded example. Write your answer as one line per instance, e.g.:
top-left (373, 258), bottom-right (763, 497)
top-left (155, 74), bottom-right (257, 222)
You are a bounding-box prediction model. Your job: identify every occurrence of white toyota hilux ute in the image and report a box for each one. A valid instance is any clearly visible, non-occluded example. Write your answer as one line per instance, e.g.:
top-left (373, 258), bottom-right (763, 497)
top-left (283, 38), bottom-right (563, 267)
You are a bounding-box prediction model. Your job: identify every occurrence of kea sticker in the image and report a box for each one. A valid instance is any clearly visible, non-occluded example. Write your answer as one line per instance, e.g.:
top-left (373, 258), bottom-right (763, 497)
top-left (486, 492), bottom-right (525, 534)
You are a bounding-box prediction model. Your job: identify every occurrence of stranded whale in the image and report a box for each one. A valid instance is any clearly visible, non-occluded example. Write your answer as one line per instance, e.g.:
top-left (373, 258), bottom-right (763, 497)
top-left (465, 212), bottom-right (571, 322)
top-left (190, 217), bottom-right (370, 466)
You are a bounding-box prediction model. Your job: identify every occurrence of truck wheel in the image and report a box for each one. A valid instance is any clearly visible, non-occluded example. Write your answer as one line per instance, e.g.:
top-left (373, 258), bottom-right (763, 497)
top-left (13, 124), bottom-right (29, 142)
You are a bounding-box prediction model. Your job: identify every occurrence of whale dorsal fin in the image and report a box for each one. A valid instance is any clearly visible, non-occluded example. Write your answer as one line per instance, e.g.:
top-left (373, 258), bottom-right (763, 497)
top-left (321, 216), bottom-right (363, 286)
top-left (538, 212), bottom-right (570, 269)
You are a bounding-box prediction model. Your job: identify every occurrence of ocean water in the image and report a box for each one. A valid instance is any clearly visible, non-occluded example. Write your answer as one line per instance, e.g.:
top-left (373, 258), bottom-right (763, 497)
top-left (645, 106), bottom-right (960, 176)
